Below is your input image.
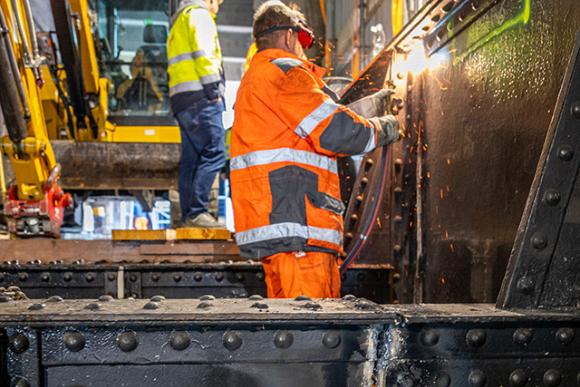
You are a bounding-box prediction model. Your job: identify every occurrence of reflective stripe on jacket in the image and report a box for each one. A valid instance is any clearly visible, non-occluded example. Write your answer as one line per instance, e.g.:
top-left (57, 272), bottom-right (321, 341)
top-left (167, 0), bottom-right (223, 98)
top-left (231, 49), bottom-right (380, 259)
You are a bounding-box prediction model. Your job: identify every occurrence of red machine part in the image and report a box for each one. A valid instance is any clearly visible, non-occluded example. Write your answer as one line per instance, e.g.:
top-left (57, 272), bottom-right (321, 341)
top-left (4, 182), bottom-right (71, 237)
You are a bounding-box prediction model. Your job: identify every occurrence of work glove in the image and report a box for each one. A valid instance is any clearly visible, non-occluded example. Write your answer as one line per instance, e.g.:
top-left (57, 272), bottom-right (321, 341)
top-left (369, 115), bottom-right (401, 147)
top-left (347, 89), bottom-right (395, 118)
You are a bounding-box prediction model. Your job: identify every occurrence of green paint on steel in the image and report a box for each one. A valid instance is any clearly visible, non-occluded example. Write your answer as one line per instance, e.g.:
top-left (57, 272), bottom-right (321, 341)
top-left (458, 0), bottom-right (532, 61)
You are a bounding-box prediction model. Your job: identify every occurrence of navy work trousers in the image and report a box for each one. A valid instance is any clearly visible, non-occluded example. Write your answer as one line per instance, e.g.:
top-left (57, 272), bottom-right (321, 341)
top-left (175, 99), bottom-right (225, 222)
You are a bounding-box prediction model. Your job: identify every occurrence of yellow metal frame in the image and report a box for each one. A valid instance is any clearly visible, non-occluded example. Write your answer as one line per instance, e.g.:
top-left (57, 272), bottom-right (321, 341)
top-left (40, 0), bottom-right (180, 145)
top-left (0, 0), bottom-right (58, 201)
top-left (106, 126), bottom-right (180, 143)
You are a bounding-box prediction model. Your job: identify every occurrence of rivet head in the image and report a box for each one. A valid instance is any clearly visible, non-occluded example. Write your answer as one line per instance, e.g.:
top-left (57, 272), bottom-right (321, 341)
top-left (197, 302), bottom-right (213, 309)
top-left (129, 274), bottom-right (138, 282)
top-left (516, 276), bottom-right (534, 293)
top-left (18, 273), bottom-right (28, 282)
top-left (85, 303), bottom-right (101, 311)
top-left (322, 332), bottom-right (341, 349)
top-left (543, 369), bottom-right (561, 386)
top-left (436, 373), bottom-right (451, 387)
top-left (251, 302), bottom-right (269, 309)
top-left (235, 272), bottom-right (245, 281)
top-left (107, 273), bottom-right (116, 281)
top-left (215, 272), bottom-right (224, 282)
top-left (249, 294), bottom-right (263, 301)
top-left (200, 295), bottom-right (215, 301)
top-left (420, 329), bottom-right (439, 347)
top-left (274, 331), bottom-right (294, 349)
top-left (0, 295), bottom-right (11, 303)
top-left (294, 295), bottom-right (311, 301)
top-left (355, 300), bottom-right (377, 310)
top-left (531, 232), bottom-right (548, 250)
top-left (558, 145), bottom-right (574, 161)
top-left (143, 301), bottom-right (160, 310)
top-left (150, 273), bottom-right (160, 282)
top-left (117, 331), bottom-right (138, 352)
top-left (64, 332), bottom-right (86, 352)
top-left (10, 334), bottom-right (29, 353)
top-left (468, 369), bottom-right (487, 387)
top-left (193, 272), bottom-right (203, 282)
top-left (47, 296), bottom-right (63, 303)
top-left (466, 329), bottom-right (487, 347)
top-left (342, 294), bottom-right (357, 301)
top-left (304, 302), bottom-right (322, 310)
top-left (172, 273), bottom-right (182, 282)
top-left (63, 272), bottom-right (73, 282)
top-left (571, 102), bottom-right (580, 118)
top-left (150, 295), bottom-right (165, 302)
top-left (544, 190), bottom-right (561, 206)
top-left (98, 295), bottom-right (113, 302)
top-left (28, 303), bottom-right (45, 311)
top-left (169, 331), bottom-right (191, 351)
top-left (513, 328), bottom-right (534, 346)
top-left (85, 273), bottom-right (95, 282)
top-left (40, 273), bottom-right (50, 282)
top-left (509, 369), bottom-right (528, 387)
top-left (256, 272), bottom-right (265, 280)
top-left (555, 328), bottom-right (575, 345)
top-left (223, 331), bottom-right (242, 351)
top-left (11, 377), bottom-right (30, 387)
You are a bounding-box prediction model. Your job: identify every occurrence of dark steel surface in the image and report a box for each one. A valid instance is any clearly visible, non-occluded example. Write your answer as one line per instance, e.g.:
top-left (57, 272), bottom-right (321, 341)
top-left (342, 0), bottom-right (580, 303)
top-left (0, 299), bottom-right (578, 386)
top-left (0, 263), bottom-right (395, 303)
top-left (497, 32), bottom-right (580, 311)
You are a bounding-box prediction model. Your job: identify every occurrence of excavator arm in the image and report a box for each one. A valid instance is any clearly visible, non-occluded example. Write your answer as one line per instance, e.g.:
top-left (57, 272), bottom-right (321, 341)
top-left (0, 0), bottom-right (71, 237)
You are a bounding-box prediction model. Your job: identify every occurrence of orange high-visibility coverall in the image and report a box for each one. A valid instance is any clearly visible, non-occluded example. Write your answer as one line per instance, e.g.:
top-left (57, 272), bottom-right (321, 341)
top-left (231, 49), bottom-right (381, 298)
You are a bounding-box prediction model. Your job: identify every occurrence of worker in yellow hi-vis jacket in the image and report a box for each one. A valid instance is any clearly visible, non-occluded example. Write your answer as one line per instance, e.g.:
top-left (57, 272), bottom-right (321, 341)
top-left (167, 0), bottom-right (226, 228)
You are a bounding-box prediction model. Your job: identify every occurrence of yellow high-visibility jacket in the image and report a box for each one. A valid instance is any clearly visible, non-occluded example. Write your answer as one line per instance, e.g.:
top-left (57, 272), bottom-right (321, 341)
top-left (167, 0), bottom-right (224, 100)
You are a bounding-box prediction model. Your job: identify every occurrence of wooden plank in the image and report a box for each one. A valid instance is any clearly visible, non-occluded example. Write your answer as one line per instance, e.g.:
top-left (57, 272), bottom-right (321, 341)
top-left (175, 228), bottom-right (231, 241)
top-left (112, 230), bottom-right (170, 241)
top-left (0, 240), bottom-right (240, 264)
top-left (112, 228), bottom-right (231, 242)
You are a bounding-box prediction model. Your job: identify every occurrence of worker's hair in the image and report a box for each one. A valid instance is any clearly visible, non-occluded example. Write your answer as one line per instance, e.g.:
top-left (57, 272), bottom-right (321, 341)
top-left (253, 1), bottom-right (305, 51)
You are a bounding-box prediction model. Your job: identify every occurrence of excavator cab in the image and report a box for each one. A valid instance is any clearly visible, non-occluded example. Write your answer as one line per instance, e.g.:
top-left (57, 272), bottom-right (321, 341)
top-left (97, 0), bottom-right (172, 123)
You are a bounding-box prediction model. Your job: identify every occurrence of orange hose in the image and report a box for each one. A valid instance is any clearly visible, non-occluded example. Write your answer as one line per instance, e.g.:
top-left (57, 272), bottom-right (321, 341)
top-left (319, 0), bottom-right (327, 26)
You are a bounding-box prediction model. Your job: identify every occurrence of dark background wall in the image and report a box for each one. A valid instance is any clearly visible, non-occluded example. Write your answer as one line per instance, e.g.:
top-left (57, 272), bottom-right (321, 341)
top-left (342, 0), bottom-right (580, 303)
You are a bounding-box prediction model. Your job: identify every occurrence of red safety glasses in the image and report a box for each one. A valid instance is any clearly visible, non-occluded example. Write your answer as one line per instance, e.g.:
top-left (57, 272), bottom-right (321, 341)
top-left (255, 24), bottom-right (315, 49)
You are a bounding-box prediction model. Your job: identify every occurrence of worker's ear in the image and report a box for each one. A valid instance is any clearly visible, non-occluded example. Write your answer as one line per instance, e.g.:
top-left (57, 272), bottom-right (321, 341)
top-left (284, 29), bottom-right (295, 51)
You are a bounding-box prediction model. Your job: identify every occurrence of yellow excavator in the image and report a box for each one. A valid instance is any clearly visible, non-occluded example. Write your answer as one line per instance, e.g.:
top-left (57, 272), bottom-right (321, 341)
top-left (0, 0), bottom-right (180, 237)
top-left (0, 0), bottom-right (71, 236)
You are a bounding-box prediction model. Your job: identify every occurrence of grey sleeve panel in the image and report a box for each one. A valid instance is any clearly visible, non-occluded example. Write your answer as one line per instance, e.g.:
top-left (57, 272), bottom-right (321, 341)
top-left (271, 58), bottom-right (303, 73)
top-left (269, 165), bottom-right (345, 224)
top-left (319, 111), bottom-right (371, 155)
top-left (269, 165), bottom-right (317, 226)
top-left (321, 85), bottom-right (340, 102)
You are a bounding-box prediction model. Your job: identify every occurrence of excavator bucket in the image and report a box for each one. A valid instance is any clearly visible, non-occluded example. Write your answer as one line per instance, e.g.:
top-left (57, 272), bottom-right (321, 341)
top-left (51, 141), bottom-right (179, 190)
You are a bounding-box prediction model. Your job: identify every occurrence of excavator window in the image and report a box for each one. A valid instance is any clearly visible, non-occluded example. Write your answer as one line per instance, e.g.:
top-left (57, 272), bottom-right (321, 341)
top-left (96, 0), bottom-right (172, 125)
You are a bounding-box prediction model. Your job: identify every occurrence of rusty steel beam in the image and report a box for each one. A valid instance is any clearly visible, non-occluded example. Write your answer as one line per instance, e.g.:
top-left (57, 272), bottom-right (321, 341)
top-left (0, 239), bottom-right (241, 264)
top-left (51, 141), bottom-right (179, 190)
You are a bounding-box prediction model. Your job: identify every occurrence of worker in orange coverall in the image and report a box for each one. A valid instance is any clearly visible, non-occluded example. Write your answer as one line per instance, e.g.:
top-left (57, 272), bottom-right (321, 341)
top-left (230, 1), bottom-right (400, 298)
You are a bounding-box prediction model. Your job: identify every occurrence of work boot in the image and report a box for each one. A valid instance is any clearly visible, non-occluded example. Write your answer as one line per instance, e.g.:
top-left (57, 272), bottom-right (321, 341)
top-left (183, 212), bottom-right (225, 229)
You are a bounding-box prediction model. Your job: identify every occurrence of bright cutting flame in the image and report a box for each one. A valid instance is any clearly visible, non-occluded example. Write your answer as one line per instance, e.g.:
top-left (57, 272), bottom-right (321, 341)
top-left (397, 42), bottom-right (448, 76)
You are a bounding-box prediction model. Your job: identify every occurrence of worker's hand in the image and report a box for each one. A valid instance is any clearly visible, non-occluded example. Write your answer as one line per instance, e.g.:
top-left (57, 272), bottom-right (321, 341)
top-left (347, 89), bottom-right (396, 118)
top-left (370, 115), bottom-right (401, 146)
